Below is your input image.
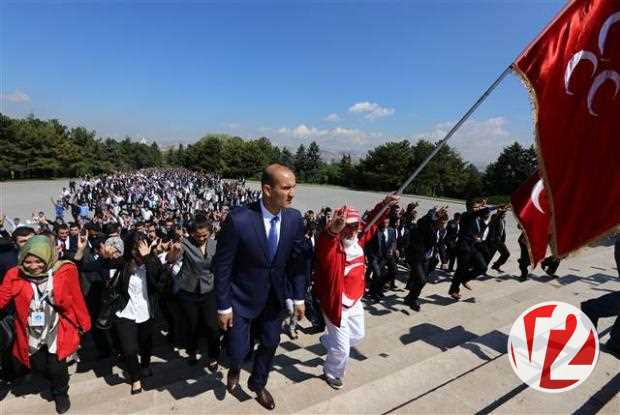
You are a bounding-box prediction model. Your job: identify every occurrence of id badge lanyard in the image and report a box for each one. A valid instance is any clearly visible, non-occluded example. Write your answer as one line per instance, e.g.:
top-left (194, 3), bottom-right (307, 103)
top-left (31, 270), bottom-right (54, 311)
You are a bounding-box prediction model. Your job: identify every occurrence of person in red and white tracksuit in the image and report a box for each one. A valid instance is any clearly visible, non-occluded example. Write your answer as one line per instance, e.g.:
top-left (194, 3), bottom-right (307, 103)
top-left (313, 194), bottom-right (399, 389)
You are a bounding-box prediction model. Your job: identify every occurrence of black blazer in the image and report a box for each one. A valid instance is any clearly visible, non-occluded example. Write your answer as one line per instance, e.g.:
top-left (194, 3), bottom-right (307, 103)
top-left (115, 253), bottom-right (164, 320)
top-left (458, 210), bottom-right (486, 244)
top-left (445, 220), bottom-right (459, 243)
top-left (366, 227), bottom-right (398, 259)
top-left (486, 214), bottom-right (507, 243)
top-left (81, 253), bottom-right (164, 320)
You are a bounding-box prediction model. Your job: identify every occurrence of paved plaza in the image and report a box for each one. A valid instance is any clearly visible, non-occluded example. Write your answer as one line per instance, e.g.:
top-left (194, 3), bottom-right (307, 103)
top-left (0, 179), bottom-right (618, 414)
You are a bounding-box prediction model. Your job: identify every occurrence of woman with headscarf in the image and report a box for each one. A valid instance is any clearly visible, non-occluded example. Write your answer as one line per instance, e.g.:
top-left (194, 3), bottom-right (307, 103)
top-left (0, 235), bottom-right (91, 414)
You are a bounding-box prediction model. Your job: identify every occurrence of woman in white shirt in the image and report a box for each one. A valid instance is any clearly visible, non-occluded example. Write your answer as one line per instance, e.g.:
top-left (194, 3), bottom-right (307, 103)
top-left (111, 234), bottom-right (163, 395)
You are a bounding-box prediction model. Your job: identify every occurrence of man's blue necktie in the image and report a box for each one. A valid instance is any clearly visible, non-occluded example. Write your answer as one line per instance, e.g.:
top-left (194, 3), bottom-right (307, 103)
top-left (268, 216), bottom-right (279, 261)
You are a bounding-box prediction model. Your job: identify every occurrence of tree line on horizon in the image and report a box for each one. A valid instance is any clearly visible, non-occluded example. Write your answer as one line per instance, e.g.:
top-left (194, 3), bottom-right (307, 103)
top-left (0, 113), bottom-right (536, 200)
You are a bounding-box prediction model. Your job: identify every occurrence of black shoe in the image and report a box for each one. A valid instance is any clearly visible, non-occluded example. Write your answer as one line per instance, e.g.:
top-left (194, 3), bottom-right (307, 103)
top-left (491, 264), bottom-right (503, 273)
top-left (54, 395), bottom-right (71, 414)
top-left (254, 387), bottom-right (276, 410)
top-left (227, 368), bottom-right (240, 393)
top-left (409, 301), bottom-right (420, 312)
top-left (519, 275), bottom-right (528, 282)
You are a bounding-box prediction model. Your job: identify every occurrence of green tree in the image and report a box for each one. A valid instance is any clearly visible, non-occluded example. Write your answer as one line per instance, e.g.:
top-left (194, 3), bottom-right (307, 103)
top-left (354, 141), bottom-right (414, 191)
top-left (294, 145), bottom-right (307, 181)
top-left (280, 147), bottom-right (294, 168)
top-left (305, 141), bottom-right (322, 182)
top-left (483, 142), bottom-right (537, 195)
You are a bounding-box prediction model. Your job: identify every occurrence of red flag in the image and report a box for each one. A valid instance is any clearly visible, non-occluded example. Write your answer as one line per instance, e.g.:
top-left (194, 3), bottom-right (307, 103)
top-left (513, 0), bottom-right (620, 256)
top-left (512, 172), bottom-right (551, 266)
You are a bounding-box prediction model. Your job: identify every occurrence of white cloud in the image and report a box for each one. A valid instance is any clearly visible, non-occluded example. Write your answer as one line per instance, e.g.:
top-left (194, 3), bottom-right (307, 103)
top-left (324, 113), bottom-right (341, 122)
top-left (224, 122), bottom-right (241, 130)
top-left (0, 89), bottom-right (30, 103)
top-left (261, 124), bottom-right (386, 153)
top-left (414, 117), bottom-right (531, 168)
top-left (348, 101), bottom-right (395, 120)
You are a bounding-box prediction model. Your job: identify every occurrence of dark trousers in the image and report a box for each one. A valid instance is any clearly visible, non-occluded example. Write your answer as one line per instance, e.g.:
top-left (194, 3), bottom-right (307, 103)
top-left (84, 279), bottom-right (113, 357)
top-left (368, 256), bottom-right (397, 294)
top-left (437, 243), bottom-right (449, 265)
top-left (305, 288), bottom-right (325, 330)
top-left (0, 349), bottom-right (16, 382)
top-left (449, 241), bottom-right (487, 294)
top-left (405, 260), bottom-right (428, 303)
top-left (227, 295), bottom-right (282, 391)
top-left (159, 294), bottom-right (184, 348)
top-left (177, 291), bottom-right (220, 359)
top-left (488, 241), bottom-right (510, 268)
top-left (541, 256), bottom-right (561, 275)
top-left (446, 241), bottom-right (457, 272)
top-left (29, 346), bottom-right (69, 397)
top-left (383, 257), bottom-right (398, 288)
top-left (518, 237), bottom-right (530, 278)
top-left (581, 291), bottom-right (620, 348)
top-left (113, 317), bottom-right (153, 382)
top-left (366, 256), bottom-right (382, 292)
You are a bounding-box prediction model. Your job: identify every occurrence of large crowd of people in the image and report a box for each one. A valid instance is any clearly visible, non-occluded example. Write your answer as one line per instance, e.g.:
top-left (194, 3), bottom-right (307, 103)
top-left (0, 166), bottom-right (618, 413)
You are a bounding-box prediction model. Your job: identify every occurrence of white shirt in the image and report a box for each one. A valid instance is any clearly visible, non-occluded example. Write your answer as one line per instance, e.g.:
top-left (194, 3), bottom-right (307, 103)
top-left (260, 199), bottom-right (282, 244)
top-left (382, 229), bottom-right (389, 243)
top-left (116, 265), bottom-right (151, 323)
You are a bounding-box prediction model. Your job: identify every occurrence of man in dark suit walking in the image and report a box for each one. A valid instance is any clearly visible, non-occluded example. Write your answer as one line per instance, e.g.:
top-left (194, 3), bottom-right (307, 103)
top-left (487, 209), bottom-right (510, 272)
top-left (365, 217), bottom-right (398, 299)
top-left (212, 164), bottom-right (306, 410)
top-left (448, 200), bottom-right (494, 300)
top-left (444, 212), bottom-right (460, 273)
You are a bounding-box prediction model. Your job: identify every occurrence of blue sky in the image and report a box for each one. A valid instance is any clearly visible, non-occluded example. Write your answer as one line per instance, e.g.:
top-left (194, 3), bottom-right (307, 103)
top-left (0, 0), bottom-right (565, 166)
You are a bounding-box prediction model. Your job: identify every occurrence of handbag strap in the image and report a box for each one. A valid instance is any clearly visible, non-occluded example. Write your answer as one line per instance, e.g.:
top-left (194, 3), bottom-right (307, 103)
top-left (108, 268), bottom-right (122, 288)
top-left (44, 297), bottom-right (83, 335)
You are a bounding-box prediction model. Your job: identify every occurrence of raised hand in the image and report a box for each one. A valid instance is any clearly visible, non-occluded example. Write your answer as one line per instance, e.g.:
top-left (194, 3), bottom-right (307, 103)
top-left (166, 241), bottom-right (182, 263)
top-left (383, 192), bottom-right (400, 206)
top-left (77, 233), bottom-right (88, 251)
top-left (328, 207), bottom-right (347, 234)
top-left (137, 240), bottom-right (151, 257)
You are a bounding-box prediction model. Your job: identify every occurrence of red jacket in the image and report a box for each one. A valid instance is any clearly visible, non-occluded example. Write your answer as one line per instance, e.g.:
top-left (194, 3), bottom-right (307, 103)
top-left (313, 201), bottom-right (389, 327)
top-left (0, 263), bottom-right (91, 367)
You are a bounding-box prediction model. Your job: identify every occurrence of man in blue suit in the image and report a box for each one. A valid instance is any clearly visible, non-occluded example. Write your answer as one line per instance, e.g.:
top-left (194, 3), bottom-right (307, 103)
top-left (212, 164), bottom-right (306, 410)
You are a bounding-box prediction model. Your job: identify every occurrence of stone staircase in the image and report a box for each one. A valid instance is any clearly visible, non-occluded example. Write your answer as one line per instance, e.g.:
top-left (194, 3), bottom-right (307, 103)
top-left (1, 244), bottom-right (618, 414)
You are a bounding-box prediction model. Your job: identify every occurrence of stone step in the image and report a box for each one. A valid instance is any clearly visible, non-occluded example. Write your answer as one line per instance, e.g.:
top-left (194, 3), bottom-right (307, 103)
top-left (3, 279), bottom-right (526, 414)
top-left (1, 263), bottom-right (570, 404)
top-left (131, 275), bottom-right (617, 414)
top-left (295, 299), bottom-right (618, 414)
top-left (3, 250), bottom-right (616, 414)
top-left (358, 323), bottom-right (618, 415)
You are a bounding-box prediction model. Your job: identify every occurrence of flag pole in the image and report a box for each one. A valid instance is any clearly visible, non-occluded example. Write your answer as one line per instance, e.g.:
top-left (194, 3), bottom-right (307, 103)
top-left (364, 64), bottom-right (514, 231)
